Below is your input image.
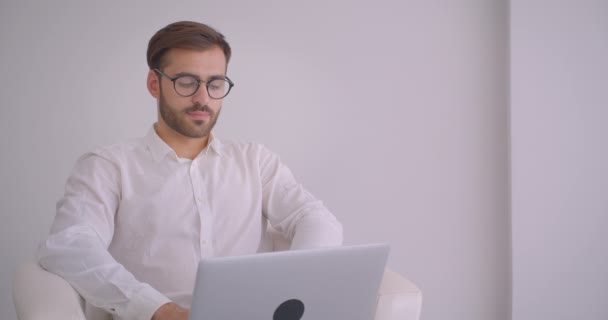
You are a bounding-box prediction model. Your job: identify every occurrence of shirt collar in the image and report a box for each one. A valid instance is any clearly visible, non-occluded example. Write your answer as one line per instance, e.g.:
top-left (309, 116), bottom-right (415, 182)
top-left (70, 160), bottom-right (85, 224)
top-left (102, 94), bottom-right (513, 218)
top-left (144, 124), bottom-right (227, 162)
top-left (207, 134), bottom-right (226, 158)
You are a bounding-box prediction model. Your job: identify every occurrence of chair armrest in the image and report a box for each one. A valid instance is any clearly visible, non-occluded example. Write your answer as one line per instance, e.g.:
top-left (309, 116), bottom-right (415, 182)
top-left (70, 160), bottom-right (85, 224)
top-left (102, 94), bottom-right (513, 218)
top-left (13, 261), bottom-right (86, 320)
top-left (375, 268), bottom-right (423, 320)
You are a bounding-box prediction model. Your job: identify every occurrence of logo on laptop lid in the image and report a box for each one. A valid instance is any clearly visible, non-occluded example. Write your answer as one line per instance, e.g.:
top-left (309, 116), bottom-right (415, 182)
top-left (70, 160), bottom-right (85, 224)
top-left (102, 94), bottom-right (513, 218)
top-left (273, 299), bottom-right (305, 320)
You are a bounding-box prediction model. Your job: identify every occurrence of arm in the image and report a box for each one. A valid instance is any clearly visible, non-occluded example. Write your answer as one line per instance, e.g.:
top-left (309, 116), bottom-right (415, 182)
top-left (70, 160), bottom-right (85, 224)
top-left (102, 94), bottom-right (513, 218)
top-left (151, 303), bottom-right (189, 320)
top-left (259, 146), bottom-right (343, 250)
top-left (37, 153), bottom-right (170, 320)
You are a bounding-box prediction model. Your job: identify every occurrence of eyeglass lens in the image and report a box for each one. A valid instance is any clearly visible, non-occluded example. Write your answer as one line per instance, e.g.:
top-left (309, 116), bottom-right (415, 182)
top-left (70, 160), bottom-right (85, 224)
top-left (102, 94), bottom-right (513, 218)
top-left (174, 75), bottom-right (230, 98)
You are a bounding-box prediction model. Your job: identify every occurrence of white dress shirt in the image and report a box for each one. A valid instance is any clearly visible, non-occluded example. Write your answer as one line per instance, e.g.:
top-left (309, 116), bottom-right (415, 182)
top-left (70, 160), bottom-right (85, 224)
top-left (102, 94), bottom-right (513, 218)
top-left (37, 125), bottom-right (343, 320)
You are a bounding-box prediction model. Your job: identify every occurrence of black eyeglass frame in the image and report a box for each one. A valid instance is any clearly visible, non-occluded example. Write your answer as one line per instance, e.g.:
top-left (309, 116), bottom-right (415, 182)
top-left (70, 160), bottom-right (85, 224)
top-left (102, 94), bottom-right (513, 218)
top-left (154, 68), bottom-right (235, 99)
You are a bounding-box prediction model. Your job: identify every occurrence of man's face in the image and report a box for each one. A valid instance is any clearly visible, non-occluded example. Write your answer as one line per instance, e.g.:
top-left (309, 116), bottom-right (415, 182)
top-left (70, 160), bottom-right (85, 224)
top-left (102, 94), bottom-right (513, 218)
top-left (152, 47), bottom-right (227, 138)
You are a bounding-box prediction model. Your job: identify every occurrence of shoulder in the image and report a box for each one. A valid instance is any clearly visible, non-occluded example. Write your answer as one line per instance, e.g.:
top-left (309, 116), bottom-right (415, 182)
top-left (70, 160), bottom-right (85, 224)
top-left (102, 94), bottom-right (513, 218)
top-left (96, 136), bottom-right (145, 155)
top-left (215, 140), bottom-right (284, 173)
top-left (217, 139), bottom-right (277, 158)
top-left (76, 137), bottom-right (146, 169)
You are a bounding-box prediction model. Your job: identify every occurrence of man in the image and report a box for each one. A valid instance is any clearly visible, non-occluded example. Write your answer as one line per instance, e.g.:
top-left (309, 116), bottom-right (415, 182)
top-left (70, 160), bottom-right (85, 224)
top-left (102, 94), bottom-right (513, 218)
top-left (38, 21), bottom-right (343, 320)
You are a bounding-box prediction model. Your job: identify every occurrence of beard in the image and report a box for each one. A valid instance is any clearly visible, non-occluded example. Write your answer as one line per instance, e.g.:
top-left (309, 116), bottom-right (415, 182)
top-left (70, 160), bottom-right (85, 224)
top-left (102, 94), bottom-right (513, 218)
top-left (158, 90), bottom-right (221, 138)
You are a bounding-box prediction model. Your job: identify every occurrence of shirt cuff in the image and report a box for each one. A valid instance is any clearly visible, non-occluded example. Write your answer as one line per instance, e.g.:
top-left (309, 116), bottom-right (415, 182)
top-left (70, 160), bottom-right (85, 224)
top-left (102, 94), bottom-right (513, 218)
top-left (119, 284), bottom-right (171, 320)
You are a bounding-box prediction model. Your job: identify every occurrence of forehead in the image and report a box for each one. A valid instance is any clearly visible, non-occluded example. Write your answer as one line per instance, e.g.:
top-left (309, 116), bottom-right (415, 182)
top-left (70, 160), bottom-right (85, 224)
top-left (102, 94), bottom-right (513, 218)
top-left (162, 47), bottom-right (227, 76)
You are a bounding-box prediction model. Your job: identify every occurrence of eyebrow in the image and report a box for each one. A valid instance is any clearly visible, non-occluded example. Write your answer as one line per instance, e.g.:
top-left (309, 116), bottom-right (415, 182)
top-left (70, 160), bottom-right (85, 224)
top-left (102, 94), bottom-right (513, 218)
top-left (172, 71), bottom-right (226, 81)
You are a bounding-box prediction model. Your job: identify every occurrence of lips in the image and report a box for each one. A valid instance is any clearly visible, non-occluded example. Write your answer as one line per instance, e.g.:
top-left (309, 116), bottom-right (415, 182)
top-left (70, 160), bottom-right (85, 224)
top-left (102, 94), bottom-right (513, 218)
top-left (186, 110), bottom-right (210, 120)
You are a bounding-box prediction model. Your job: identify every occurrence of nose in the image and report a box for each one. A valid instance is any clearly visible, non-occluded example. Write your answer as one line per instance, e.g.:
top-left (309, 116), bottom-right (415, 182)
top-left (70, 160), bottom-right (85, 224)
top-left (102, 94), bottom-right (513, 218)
top-left (191, 84), bottom-right (211, 105)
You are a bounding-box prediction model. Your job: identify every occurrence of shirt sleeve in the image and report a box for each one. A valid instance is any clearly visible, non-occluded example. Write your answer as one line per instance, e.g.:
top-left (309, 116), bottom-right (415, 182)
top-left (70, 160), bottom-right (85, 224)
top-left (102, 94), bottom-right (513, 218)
top-left (37, 152), bottom-right (170, 320)
top-left (258, 145), bottom-right (343, 250)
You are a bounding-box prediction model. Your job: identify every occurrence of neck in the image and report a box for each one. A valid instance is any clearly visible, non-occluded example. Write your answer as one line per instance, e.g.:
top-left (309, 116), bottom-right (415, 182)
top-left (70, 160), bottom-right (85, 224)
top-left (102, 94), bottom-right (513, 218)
top-left (154, 122), bottom-right (209, 160)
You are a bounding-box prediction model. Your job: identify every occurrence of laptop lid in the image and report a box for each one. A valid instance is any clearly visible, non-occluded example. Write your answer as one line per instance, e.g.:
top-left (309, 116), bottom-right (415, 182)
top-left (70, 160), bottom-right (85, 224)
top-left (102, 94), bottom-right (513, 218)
top-left (189, 243), bottom-right (390, 320)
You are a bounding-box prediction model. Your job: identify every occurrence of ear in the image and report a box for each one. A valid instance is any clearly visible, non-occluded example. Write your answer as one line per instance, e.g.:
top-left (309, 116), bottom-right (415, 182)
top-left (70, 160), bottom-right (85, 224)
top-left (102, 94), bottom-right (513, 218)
top-left (147, 69), bottom-right (160, 98)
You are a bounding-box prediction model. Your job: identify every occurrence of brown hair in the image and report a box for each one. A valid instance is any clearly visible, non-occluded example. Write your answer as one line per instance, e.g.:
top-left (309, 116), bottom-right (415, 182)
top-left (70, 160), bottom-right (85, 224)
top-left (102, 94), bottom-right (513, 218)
top-left (147, 21), bottom-right (232, 70)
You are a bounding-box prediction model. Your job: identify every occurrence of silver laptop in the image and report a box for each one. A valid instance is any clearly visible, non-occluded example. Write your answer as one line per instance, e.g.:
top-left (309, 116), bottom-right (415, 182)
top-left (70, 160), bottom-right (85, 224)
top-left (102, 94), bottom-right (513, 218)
top-left (189, 243), bottom-right (390, 320)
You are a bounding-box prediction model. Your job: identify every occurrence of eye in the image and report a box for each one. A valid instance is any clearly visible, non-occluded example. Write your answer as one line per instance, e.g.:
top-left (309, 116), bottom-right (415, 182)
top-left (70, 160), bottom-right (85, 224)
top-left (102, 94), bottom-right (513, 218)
top-left (176, 76), bottom-right (198, 88)
top-left (208, 79), bottom-right (226, 91)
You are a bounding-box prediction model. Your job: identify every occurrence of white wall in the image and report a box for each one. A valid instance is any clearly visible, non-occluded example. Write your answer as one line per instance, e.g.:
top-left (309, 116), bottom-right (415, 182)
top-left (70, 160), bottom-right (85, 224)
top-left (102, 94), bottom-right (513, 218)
top-left (0, 1), bottom-right (509, 320)
top-left (511, 1), bottom-right (608, 319)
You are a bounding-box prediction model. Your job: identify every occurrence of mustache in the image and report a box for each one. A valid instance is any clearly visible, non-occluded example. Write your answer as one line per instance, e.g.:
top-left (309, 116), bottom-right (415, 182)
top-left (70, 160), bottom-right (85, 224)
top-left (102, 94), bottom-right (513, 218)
top-left (185, 105), bottom-right (212, 113)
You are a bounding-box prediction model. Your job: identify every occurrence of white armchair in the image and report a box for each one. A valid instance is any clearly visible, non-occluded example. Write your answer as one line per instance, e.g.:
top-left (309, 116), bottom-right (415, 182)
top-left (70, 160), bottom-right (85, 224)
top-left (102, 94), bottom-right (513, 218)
top-left (13, 231), bottom-right (422, 320)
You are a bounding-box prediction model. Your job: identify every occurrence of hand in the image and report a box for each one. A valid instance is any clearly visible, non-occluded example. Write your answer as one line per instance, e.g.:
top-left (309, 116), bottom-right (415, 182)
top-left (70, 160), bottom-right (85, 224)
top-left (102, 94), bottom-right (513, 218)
top-left (151, 302), bottom-right (189, 320)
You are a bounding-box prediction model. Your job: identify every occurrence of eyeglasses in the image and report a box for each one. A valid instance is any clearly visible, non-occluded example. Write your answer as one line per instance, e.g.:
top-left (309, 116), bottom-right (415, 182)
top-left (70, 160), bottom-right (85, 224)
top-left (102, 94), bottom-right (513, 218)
top-left (154, 68), bottom-right (235, 99)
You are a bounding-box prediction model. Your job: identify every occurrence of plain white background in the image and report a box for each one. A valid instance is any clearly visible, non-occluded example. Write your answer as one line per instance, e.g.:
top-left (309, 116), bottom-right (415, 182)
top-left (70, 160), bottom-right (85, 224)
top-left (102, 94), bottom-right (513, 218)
top-left (511, 1), bottom-right (608, 319)
top-left (0, 1), bottom-right (604, 320)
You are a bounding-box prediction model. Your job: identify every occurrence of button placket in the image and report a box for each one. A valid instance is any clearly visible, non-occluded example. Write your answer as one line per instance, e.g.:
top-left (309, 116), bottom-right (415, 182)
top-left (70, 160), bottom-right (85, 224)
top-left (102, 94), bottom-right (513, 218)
top-left (189, 158), bottom-right (214, 257)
